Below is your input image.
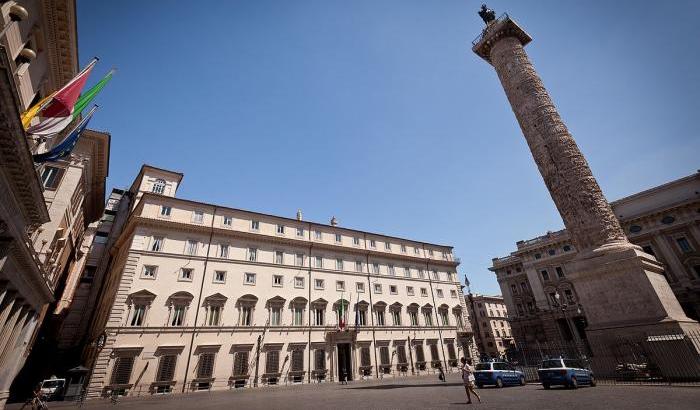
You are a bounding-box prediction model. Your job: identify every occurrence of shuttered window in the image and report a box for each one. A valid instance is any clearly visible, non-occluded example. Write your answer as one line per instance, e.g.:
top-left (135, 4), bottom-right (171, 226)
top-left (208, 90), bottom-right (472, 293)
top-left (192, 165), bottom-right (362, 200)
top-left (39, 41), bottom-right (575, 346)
top-left (396, 345), bottom-right (408, 364)
top-left (197, 353), bottom-right (215, 379)
top-left (360, 347), bottom-right (371, 366)
top-left (415, 345), bottom-right (425, 362)
top-left (233, 351), bottom-right (249, 376)
top-left (266, 350), bottom-right (280, 374)
top-left (315, 349), bottom-right (326, 370)
top-left (379, 346), bottom-right (390, 365)
top-left (156, 355), bottom-right (177, 382)
top-left (447, 343), bottom-right (457, 360)
top-left (291, 349), bottom-right (304, 372)
top-left (110, 356), bottom-right (134, 385)
top-left (430, 344), bottom-right (440, 361)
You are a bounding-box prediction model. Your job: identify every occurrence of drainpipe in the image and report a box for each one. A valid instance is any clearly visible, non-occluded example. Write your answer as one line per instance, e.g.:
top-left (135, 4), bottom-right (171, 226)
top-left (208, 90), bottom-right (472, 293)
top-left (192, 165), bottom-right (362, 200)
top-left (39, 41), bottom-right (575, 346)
top-left (181, 205), bottom-right (217, 392)
top-left (424, 244), bottom-right (448, 373)
top-left (364, 233), bottom-right (379, 379)
top-left (307, 222), bottom-right (312, 384)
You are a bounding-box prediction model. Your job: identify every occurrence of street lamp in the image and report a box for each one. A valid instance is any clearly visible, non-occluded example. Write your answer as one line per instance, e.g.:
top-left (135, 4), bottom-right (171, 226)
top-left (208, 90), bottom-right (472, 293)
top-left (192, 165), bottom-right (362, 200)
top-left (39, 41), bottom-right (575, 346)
top-left (554, 291), bottom-right (581, 358)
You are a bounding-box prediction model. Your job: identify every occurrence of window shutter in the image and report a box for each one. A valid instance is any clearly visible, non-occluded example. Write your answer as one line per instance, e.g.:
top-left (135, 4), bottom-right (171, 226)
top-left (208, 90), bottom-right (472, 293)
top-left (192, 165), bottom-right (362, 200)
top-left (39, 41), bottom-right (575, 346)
top-left (360, 347), bottom-right (371, 367)
top-left (380, 347), bottom-right (390, 365)
top-left (430, 344), bottom-right (440, 361)
top-left (416, 346), bottom-right (425, 362)
top-left (233, 351), bottom-right (249, 376)
top-left (197, 353), bottom-right (215, 379)
top-left (156, 355), bottom-right (177, 382)
top-left (315, 349), bottom-right (326, 370)
top-left (447, 343), bottom-right (456, 360)
top-left (291, 349), bottom-right (304, 372)
top-left (111, 356), bottom-right (135, 385)
top-left (397, 345), bottom-right (407, 364)
top-left (265, 350), bottom-right (280, 373)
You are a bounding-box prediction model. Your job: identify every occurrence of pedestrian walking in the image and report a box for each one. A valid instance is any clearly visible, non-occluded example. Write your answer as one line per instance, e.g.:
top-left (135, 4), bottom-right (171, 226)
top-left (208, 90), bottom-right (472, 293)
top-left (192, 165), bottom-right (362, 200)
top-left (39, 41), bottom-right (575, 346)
top-left (460, 357), bottom-right (481, 404)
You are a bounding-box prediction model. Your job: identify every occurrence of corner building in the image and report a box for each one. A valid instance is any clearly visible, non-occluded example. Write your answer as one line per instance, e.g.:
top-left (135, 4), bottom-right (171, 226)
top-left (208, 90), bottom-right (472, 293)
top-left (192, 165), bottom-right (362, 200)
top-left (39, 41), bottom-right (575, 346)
top-left (86, 165), bottom-right (473, 397)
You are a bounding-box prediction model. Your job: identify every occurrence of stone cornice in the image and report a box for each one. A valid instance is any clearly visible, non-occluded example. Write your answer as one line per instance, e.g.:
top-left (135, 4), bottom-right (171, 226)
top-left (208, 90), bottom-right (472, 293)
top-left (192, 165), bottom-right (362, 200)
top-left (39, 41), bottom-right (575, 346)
top-left (40, 0), bottom-right (79, 89)
top-left (0, 47), bottom-right (50, 226)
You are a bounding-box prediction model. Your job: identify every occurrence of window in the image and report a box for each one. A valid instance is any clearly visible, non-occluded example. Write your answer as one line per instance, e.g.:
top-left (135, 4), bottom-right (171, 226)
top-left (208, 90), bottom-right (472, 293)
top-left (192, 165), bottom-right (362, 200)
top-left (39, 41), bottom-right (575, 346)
top-left (424, 312), bottom-right (433, 326)
top-left (315, 349), bottom-right (326, 370)
top-left (336, 280), bottom-right (345, 291)
top-left (404, 267), bottom-right (411, 278)
top-left (397, 345), bottom-right (408, 364)
top-left (214, 271), bottom-right (226, 283)
top-left (291, 349), bottom-right (304, 372)
top-left (406, 286), bottom-right (415, 296)
top-left (353, 237), bottom-right (360, 246)
top-left (142, 265), bottom-right (157, 279)
top-left (369, 239), bottom-right (376, 248)
top-left (563, 245), bottom-right (571, 252)
top-left (240, 306), bottom-right (253, 326)
top-left (265, 350), bottom-right (280, 374)
top-left (151, 236), bottom-right (164, 252)
top-left (385, 242), bottom-right (391, 251)
top-left (233, 352), bottom-right (249, 376)
top-left (390, 285), bottom-right (398, 295)
top-left (314, 308), bottom-right (325, 326)
top-left (156, 354), bottom-right (177, 384)
top-left (372, 263), bottom-right (380, 274)
top-left (535, 253), bottom-right (542, 259)
top-left (315, 256), bottom-right (323, 268)
top-left (355, 261), bottom-right (363, 272)
top-left (314, 230), bottom-right (322, 240)
top-left (374, 283), bottom-right (382, 294)
top-left (197, 353), bottom-right (215, 379)
top-left (276, 224), bottom-right (285, 234)
top-left (676, 237), bottom-right (692, 253)
top-left (388, 265), bottom-right (395, 276)
top-left (41, 166), bottom-right (65, 190)
top-left (251, 220), bottom-right (259, 231)
top-left (418, 269), bottom-right (425, 279)
top-left (185, 240), bottom-right (198, 256)
top-left (219, 244), bottom-right (229, 258)
top-left (272, 275), bottom-right (283, 287)
top-left (207, 306), bottom-right (221, 326)
top-left (432, 270), bottom-right (439, 280)
top-left (357, 309), bottom-right (367, 326)
top-left (356, 282), bottom-right (365, 292)
top-left (130, 304), bottom-right (146, 326)
top-left (401, 244), bottom-right (407, 253)
top-left (171, 305), bottom-right (186, 326)
top-left (392, 310), bottom-right (401, 326)
top-left (152, 178), bottom-right (166, 194)
top-left (244, 272), bottom-right (256, 285)
top-left (436, 289), bottom-right (444, 298)
top-left (160, 205), bottom-right (171, 217)
top-left (440, 311), bottom-right (449, 326)
top-left (414, 247), bottom-right (420, 255)
top-left (192, 210), bottom-right (204, 223)
top-left (295, 253), bottom-right (304, 267)
top-left (376, 310), bottom-right (385, 326)
top-left (565, 289), bottom-right (574, 303)
top-left (420, 288), bottom-right (428, 297)
top-left (380, 346), bottom-right (390, 365)
top-left (541, 270), bottom-right (550, 281)
top-left (274, 251), bottom-right (284, 264)
top-left (511, 283), bottom-right (518, 294)
top-left (248, 248), bottom-right (257, 262)
top-left (293, 307), bottom-right (304, 326)
top-left (296, 227), bottom-right (304, 237)
top-left (428, 249), bottom-right (434, 257)
top-left (223, 216), bottom-right (233, 226)
top-left (409, 311), bottom-right (418, 326)
top-left (360, 347), bottom-right (371, 367)
top-left (270, 307), bottom-right (281, 326)
top-left (555, 266), bottom-right (565, 278)
top-left (315, 279), bottom-right (324, 290)
top-left (336, 258), bottom-right (344, 271)
top-left (179, 268), bottom-right (193, 281)
top-left (110, 356), bottom-right (134, 385)
top-left (335, 233), bottom-right (342, 243)
top-left (294, 277), bottom-right (305, 288)
top-left (521, 282), bottom-right (528, 293)
top-left (548, 249), bottom-right (556, 256)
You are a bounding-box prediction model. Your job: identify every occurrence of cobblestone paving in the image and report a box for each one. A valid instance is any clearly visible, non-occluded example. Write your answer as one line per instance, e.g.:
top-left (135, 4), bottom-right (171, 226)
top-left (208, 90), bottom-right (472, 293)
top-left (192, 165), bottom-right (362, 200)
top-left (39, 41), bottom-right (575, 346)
top-left (9, 374), bottom-right (700, 410)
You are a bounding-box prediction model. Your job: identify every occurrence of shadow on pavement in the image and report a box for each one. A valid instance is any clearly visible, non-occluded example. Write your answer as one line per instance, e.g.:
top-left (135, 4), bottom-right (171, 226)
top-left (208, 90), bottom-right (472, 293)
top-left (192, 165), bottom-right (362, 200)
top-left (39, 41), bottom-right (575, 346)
top-left (347, 382), bottom-right (462, 390)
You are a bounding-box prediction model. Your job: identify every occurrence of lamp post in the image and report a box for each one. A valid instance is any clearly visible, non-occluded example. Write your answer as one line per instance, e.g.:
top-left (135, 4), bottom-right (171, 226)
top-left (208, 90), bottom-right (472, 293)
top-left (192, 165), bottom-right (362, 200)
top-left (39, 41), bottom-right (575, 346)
top-left (554, 291), bottom-right (582, 358)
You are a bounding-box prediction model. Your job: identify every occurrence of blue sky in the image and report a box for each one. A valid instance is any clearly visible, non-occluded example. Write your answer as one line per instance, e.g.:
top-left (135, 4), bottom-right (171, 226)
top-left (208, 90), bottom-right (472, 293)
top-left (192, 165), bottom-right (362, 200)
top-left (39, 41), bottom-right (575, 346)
top-left (76, 1), bottom-right (700, 295)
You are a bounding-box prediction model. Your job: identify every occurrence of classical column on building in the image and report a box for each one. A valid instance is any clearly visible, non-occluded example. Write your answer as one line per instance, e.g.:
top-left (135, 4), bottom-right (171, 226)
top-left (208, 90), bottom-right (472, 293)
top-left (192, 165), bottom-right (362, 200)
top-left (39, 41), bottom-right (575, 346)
top-left (471, 7), bottom-right (699, 351)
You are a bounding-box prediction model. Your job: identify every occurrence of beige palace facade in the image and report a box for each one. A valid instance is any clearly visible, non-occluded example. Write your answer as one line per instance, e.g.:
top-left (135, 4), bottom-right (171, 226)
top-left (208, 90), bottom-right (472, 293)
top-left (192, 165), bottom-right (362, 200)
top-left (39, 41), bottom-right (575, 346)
top-left (490, 172), bottom-right (700, 346)
top-left (85, 165), bottom-right (474, 397)
top-left (464, 293), bottom-right (512, 358)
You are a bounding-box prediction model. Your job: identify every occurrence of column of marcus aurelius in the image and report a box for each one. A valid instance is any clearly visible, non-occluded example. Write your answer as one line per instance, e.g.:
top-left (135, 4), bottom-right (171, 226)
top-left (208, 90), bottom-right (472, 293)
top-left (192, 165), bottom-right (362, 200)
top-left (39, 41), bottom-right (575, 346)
top-left (471, 7), bottom-right (699, 372)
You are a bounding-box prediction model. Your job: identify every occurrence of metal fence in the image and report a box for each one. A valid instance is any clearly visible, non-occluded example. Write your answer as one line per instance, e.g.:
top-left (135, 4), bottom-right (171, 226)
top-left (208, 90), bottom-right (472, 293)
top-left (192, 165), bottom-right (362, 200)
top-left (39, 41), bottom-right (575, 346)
top-left (496, 331), bottom-right (700, 385)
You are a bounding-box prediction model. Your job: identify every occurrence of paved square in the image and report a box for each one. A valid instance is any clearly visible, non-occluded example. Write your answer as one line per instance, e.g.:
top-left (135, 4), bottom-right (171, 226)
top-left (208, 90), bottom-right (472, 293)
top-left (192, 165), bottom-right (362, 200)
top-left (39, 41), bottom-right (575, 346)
top-left (10, 374), bottom-right (699, 410)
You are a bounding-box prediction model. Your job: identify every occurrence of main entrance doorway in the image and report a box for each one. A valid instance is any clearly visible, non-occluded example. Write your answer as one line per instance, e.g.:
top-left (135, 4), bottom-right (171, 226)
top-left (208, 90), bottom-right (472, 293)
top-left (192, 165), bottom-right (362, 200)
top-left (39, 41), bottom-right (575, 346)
top-left (337, 343), bottom-right (352, 382)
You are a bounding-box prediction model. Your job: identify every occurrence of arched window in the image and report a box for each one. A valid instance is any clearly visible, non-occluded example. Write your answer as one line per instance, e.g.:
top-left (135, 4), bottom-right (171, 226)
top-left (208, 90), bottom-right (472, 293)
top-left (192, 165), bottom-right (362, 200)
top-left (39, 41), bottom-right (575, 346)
top-left (166, 291), bottom-right (194, 327)
top-left (126, 290), bottom-right (156, 327)
top-left (152, 178), bottom-right (166, 194)
top-left (236, 294), bottom-right (258, 326)
top-left (203, 293), bottom-right (227, 326)
top-left (290, 297), bottom-right (307, 326)
top-left (266, 296), bottom-right (286, 326)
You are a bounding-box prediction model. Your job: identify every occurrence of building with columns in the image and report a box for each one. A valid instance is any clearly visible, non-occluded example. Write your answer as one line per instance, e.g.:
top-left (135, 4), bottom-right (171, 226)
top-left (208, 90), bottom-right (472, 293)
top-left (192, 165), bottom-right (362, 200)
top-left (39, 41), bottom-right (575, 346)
top-left (490, 172), bottom-right (700, 346)
top-left (82, 165), bottom-right (474, 397)
top-left (464, 293), bottom-right (512, 358)
top-left (1, 1), bottom-right (110, 406)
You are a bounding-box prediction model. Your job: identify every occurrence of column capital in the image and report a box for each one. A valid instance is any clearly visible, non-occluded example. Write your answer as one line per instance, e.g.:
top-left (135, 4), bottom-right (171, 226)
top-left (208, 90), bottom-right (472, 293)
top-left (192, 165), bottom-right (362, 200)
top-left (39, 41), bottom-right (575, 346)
top-left (472, 15), bottom-right (532, 64)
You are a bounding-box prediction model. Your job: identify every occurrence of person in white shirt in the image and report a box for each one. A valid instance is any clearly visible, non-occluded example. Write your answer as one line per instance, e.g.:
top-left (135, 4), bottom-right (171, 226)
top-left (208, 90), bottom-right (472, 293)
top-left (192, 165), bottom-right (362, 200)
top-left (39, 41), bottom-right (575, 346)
top-left (460, 357), bottom-right (481, 404)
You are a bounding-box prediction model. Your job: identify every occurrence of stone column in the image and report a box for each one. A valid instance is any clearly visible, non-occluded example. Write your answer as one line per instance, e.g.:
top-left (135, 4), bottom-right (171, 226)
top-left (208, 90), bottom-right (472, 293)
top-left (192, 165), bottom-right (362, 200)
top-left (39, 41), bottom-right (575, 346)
top-left (472, 14), bottom-right (699, 348)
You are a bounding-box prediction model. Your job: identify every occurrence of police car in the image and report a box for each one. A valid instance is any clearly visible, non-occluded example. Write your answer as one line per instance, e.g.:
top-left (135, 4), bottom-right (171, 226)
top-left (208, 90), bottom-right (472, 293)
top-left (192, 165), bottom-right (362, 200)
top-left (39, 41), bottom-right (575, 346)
top-left (537, 358), bottom-right (596, 389)
top-left (474, 361), bottom-right (526, 388)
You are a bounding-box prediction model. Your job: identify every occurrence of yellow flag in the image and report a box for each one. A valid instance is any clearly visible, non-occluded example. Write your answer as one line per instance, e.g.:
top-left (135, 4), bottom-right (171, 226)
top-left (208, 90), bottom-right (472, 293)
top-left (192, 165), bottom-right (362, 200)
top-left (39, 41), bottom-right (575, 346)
top-left (21, 92), bottom-right (55, 129)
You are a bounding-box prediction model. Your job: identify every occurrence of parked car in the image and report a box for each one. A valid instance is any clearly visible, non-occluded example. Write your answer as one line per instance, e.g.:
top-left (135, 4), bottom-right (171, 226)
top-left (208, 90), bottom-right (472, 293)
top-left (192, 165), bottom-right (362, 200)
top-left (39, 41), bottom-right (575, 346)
top-left (40, 377), bottom-right (66, 401)
top-left (537, 358), bottom-right (596, 389)
top-left (474, 361), bottom-right (526, 388)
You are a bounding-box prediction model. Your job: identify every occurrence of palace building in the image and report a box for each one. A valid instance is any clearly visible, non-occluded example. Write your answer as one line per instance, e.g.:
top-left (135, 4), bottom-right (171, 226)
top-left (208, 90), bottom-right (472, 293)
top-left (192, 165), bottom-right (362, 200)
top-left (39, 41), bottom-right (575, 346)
top-left (489, 171), bottom-right (700, 347)
top-left (82, 165), bottom-right (474, 397)
top-left (464, 293), bottom-right (512, 359)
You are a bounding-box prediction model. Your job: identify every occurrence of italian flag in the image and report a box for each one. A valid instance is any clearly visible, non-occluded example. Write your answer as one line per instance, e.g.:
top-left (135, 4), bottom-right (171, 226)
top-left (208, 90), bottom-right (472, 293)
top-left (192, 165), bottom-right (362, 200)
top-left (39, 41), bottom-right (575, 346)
top-left (23, 58), bottom-right (99, 136)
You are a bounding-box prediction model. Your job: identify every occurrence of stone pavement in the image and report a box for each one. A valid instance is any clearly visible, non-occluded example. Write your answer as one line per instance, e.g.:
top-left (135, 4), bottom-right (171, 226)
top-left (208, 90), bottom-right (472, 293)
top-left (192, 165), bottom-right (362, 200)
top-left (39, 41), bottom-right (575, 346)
top-left (9, 373), bottom-right (700, 410)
